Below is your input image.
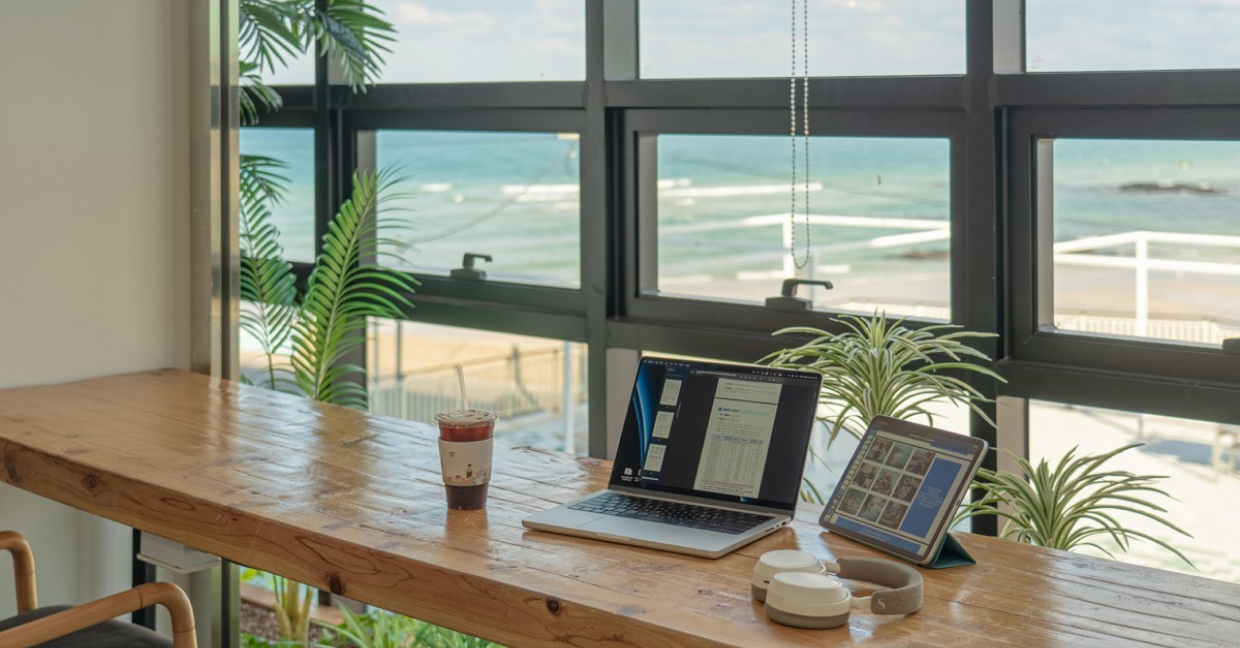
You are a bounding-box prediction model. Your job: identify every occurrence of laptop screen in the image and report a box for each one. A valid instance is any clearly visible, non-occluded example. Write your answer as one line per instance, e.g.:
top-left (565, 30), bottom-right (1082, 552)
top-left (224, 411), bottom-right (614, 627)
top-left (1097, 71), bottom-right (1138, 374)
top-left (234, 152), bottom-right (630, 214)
top-left (609, 356), bottom-right (823, 512)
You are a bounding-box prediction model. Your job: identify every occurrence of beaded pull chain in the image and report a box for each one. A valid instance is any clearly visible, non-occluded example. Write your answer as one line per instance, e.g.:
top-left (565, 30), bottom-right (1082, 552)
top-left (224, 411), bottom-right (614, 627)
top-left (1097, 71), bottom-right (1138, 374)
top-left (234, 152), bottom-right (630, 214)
top-left (790, 0), bottom-right (811, 270)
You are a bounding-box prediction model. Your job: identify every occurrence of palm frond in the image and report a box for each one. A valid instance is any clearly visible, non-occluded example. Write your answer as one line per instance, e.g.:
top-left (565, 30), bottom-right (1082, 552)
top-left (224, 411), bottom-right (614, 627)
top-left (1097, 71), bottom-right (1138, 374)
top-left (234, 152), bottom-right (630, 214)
top-left (239, 154), bottom-right (298, 392)
top-left (312, 0), bottom-right (395, 91)
top-left (291, 168), bottom-right (420, 409)
top-left (240, 60), bottom-right (285, 125)
top-left (240, 153), bottom-right (291, 208)
top-left (239, 0), bottom-right (395, 124)
top-left (238, 0), bottom-right (304, 124)
top-left (240, 0), bottom-right (303, 73)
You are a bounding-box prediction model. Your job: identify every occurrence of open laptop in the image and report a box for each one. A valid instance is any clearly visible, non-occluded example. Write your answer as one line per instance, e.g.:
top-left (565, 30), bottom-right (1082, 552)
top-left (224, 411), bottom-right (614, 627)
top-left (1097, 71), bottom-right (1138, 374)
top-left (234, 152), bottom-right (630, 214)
top-left (522, 356), bottom-right (823, 558)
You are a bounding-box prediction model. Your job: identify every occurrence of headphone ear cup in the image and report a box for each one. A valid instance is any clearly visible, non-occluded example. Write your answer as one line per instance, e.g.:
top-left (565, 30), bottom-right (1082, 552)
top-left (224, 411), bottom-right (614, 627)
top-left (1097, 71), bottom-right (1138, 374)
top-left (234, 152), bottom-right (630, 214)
top-left (763, 572), bottom-right (851, 629)
top-left (751, 550), bottom-right (824, 602)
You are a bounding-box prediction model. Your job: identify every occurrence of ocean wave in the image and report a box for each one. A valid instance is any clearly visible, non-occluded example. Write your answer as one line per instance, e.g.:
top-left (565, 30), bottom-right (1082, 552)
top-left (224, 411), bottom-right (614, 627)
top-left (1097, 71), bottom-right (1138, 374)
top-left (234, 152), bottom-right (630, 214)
top-left (502, 184), bottom-right (579, 195)
top-left (657, 178), bottom-right (693, 189)
top-left (662, 182), bottom-right (823, 198)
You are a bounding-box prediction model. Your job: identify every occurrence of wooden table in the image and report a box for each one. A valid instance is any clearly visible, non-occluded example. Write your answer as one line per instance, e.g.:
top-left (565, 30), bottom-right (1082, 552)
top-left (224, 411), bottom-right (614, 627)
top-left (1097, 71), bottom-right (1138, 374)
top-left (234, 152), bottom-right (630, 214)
top-left (2, 370), bottom-right (1238, 647)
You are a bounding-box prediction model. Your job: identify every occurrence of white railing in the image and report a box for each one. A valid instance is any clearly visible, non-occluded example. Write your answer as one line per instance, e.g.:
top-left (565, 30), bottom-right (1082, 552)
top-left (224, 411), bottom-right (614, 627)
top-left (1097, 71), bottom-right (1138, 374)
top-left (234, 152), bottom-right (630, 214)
top-left (665, 214), bottom-right (1240, 346)
top-left (369, 344), bottom-right (587, 453)
top-left (1054, 230), bottom-right (1240, 338)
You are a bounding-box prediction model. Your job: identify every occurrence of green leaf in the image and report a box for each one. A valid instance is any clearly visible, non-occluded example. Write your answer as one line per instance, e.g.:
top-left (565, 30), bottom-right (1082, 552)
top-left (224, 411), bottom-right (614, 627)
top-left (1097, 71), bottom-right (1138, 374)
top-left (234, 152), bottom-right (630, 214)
top-left (240, 154), bottom-right (298, 392)
top-left (312, 0), bottom-right (395, 91)
top-left (763, 312), bottom-right (1005, 449)
top-left (291, 168), bottom-right (420, 408)
top-left (955, 445), bottom-right (1194, 568)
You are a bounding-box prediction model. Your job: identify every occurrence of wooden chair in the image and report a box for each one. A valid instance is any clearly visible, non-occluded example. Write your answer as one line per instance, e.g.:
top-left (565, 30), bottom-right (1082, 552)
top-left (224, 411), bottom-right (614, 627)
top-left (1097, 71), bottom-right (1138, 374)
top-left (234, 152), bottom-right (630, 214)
top-left (0, 530), bottom-right (196, 648)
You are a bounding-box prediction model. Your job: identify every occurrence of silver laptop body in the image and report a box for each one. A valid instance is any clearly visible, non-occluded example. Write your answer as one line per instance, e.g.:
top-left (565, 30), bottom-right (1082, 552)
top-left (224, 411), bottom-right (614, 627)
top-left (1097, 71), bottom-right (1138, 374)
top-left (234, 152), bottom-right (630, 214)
top-left (523, 356), bottom-right (823, 559)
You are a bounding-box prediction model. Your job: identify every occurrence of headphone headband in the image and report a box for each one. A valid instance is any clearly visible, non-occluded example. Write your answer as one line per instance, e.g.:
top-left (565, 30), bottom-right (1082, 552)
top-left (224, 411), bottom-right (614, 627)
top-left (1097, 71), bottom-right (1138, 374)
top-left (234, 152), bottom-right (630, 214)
top-left (754, 551), bottom-right (923, 629)
top-left (834, 557), bottom-right (923, 616)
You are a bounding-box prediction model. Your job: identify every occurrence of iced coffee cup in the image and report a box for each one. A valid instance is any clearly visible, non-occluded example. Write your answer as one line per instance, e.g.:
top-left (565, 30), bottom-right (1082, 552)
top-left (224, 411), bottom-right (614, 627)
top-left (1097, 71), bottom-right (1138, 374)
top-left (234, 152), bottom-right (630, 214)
top-left (436, 409), bottom-right (497, 510)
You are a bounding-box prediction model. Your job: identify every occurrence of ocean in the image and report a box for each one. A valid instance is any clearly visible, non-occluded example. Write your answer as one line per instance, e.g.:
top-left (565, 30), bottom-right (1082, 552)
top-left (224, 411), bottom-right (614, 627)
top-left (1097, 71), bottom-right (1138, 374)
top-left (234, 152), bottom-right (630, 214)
top-left (240, 129), bottom-right (1240, 320)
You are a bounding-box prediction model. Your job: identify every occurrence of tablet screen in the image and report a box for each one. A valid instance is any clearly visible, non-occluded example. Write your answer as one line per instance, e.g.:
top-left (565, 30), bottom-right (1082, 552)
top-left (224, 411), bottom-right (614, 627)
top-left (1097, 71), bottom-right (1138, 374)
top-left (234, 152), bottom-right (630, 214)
top-left (819, 416), bottom-right (987, 564)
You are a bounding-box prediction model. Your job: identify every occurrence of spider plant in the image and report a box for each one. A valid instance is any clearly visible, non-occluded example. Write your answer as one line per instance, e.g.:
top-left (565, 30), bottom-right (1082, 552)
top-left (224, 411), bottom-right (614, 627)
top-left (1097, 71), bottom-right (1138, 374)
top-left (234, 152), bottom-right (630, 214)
top-left (954, 444), bottom-right (1194, 566)
top-left (762, 313), bottom-right (1005, 444)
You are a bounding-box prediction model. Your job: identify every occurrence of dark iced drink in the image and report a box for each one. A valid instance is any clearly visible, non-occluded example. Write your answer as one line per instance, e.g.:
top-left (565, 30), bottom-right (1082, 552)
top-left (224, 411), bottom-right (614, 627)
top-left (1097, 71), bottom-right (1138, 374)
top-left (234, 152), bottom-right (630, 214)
top-left (436, 409), bottom-right (497, 510)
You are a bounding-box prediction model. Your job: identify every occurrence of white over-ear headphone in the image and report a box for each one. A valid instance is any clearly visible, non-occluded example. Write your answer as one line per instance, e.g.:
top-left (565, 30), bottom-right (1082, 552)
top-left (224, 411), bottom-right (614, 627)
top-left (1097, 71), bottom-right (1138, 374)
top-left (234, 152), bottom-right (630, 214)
top-left (751, 550), bottom-right (923, 629)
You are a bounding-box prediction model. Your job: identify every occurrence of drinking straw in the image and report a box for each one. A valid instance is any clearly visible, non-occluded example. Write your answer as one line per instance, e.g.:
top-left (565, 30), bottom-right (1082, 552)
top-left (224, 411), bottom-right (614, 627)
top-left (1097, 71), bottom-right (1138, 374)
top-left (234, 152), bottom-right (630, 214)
top-left (456, 365), bottom-right (469, 411)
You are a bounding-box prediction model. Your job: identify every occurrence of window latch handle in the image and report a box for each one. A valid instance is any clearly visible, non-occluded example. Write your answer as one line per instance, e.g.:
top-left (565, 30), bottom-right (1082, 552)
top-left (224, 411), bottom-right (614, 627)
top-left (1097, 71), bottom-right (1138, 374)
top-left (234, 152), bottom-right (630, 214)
top-left (451, 253), bottom-right (493, 281)
top-left (764, 279), bottom-right (834, 311)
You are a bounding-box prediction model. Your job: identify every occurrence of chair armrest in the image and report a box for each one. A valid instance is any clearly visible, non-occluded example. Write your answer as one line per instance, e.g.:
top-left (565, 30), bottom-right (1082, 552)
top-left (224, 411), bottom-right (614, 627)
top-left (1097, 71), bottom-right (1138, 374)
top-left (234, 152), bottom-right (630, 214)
top-left (0, 582), bottom-right (196, 648)
top-left (0, 530), bottom-right (37, 613)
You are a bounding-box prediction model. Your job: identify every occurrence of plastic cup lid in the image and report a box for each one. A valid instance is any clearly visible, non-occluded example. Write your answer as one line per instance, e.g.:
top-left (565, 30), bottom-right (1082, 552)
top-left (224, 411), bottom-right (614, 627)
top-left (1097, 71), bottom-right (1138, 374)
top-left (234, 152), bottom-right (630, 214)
top-left (435, 409), bottom-right (498, 427)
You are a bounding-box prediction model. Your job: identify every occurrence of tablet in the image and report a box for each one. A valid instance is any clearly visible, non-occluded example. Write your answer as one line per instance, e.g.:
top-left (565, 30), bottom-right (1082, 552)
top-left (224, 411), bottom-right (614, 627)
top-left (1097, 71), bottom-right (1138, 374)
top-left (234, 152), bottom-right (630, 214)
top-left (819, 416), bottom-right (988, 566)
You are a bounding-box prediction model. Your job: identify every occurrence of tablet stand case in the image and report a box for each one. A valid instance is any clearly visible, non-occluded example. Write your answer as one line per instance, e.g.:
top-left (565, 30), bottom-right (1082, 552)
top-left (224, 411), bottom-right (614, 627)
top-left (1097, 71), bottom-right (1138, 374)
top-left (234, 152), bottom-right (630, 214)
top-left (923, 531), bottom-right (974, 569)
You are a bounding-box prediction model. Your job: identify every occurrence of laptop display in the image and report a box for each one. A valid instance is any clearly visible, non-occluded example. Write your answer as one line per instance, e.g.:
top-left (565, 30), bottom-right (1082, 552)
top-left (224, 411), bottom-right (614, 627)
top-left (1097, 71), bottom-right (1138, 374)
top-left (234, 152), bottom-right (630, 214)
top-left (609, 357), bottom-right (822, 512)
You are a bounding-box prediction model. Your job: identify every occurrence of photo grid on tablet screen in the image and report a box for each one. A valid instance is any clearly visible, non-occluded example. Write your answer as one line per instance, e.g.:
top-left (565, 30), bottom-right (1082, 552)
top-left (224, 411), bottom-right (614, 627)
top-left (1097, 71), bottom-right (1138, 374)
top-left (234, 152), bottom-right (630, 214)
top-left (826, 424), bottom-right (983, 561)
top-left (841, 439), bottom-right (935, 532)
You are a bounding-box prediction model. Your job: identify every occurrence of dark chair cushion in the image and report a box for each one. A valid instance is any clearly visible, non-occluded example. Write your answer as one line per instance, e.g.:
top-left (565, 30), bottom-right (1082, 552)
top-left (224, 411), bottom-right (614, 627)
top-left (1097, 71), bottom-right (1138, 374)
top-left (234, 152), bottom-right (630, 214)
top-left (0, 605), bottom-right (172, 648)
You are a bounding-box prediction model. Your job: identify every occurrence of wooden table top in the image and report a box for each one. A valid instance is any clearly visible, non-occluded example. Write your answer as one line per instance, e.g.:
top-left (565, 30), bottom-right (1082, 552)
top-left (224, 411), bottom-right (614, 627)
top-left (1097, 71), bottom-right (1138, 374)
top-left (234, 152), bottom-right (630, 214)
top-left (1, 369), bottom-right (1238, 647)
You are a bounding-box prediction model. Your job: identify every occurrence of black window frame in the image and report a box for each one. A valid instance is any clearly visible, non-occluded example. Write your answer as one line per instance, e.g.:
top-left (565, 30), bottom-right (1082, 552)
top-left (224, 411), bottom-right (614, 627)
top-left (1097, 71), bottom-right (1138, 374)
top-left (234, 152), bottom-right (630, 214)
top-left (240, 2), bottom-right (1240, 532)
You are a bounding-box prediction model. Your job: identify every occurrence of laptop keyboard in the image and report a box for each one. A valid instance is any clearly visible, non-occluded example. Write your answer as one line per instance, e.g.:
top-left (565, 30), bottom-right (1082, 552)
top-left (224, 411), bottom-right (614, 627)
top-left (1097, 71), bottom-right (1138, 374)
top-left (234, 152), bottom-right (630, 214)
top-left (569, 492), bottom-right (774, 535)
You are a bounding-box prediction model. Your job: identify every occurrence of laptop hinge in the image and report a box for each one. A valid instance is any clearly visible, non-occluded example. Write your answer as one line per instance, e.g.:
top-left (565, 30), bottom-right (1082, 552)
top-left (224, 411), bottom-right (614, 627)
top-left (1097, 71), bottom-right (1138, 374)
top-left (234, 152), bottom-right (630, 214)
top-left (607, 484), bottom-right (796, 518)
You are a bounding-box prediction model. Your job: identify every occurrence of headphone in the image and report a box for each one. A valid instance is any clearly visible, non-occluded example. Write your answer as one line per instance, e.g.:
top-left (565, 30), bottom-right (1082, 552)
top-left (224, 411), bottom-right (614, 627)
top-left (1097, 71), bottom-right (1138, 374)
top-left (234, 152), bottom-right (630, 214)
top-left (751, 550), bottom-right (923, 629)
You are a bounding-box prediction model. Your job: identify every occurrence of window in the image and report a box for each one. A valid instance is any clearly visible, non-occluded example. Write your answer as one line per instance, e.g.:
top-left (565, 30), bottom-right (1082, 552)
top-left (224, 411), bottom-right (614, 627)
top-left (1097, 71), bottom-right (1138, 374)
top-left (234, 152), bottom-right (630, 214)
top-left (239, 128), bottom-right (316, 262)
top-left (640, 0), bottom-right (965, 79)
top-left (369, 320), bottom-right (588, 454)
top-left (1026, 0), bottom-right (1240, 73)
top-left (1047, 139), bottom-right (1240, 347)
top-left (254, 48), bottom-right (314, 86)
top-left (654, 135), bottom-right (951, 318)
top-left (270, 0), bottom-right (1240, 555)
top-left (375, 130), bottom-right (582, 288)
top-left (370, 0), bottom-right (585, 82)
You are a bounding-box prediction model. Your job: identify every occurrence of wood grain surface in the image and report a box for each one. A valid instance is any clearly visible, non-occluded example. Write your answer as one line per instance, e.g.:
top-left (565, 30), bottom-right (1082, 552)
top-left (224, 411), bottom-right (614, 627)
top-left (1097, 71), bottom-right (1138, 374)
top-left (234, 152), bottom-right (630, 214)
top-left (1, 369), bottom-right (1238, 647)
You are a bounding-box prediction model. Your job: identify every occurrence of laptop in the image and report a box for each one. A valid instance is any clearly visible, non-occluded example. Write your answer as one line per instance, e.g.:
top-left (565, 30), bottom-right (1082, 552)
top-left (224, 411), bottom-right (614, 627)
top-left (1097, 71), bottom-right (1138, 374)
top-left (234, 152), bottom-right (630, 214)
top-left (522, 356), bottom-right (823, 558)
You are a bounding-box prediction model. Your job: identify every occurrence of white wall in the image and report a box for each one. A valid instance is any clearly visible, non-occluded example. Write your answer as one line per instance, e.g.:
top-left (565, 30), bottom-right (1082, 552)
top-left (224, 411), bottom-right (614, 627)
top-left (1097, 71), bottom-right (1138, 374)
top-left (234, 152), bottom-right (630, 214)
top-left (0, 0), bottom-right (189, 614)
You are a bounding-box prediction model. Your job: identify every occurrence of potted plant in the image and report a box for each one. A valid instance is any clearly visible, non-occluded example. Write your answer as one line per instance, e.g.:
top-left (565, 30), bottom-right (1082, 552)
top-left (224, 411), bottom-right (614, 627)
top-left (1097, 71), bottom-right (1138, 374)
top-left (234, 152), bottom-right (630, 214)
top-left (761, 313), bottom-right (1004, 501)
top-left (762, 313), bottom-right (1004, 441)
top-left (954, 444), bottom-right (1194, 565)
top-left (240, 158), bottom-right (419, 644)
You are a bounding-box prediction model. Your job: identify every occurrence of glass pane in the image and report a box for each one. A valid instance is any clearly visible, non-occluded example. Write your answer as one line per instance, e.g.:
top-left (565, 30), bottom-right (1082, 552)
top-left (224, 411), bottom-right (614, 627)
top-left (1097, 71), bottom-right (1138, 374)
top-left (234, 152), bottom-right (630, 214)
top-left (254, 49), bottom-right (314, 86)
top-left (1049, 139), bottom-right (1240, 347)
top-left (656, 135), bottom-right (951, 319)
top-left (1030, 400), bottom-right (1238, 582)
top-left (371, 0), bottom-right (584, 82)
top-left (640, 0), bottom-right (965, 79)
top-left (1027, 1), bottom-right (1240, 72)
top-left (239, 2), bottom-right (314, 85)
top-left (378, 130), bottom-right (581, 287)
top-left (369, 320), bottom-right (588, 454)
top-left (239, 128), bottom-right (316, 262)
